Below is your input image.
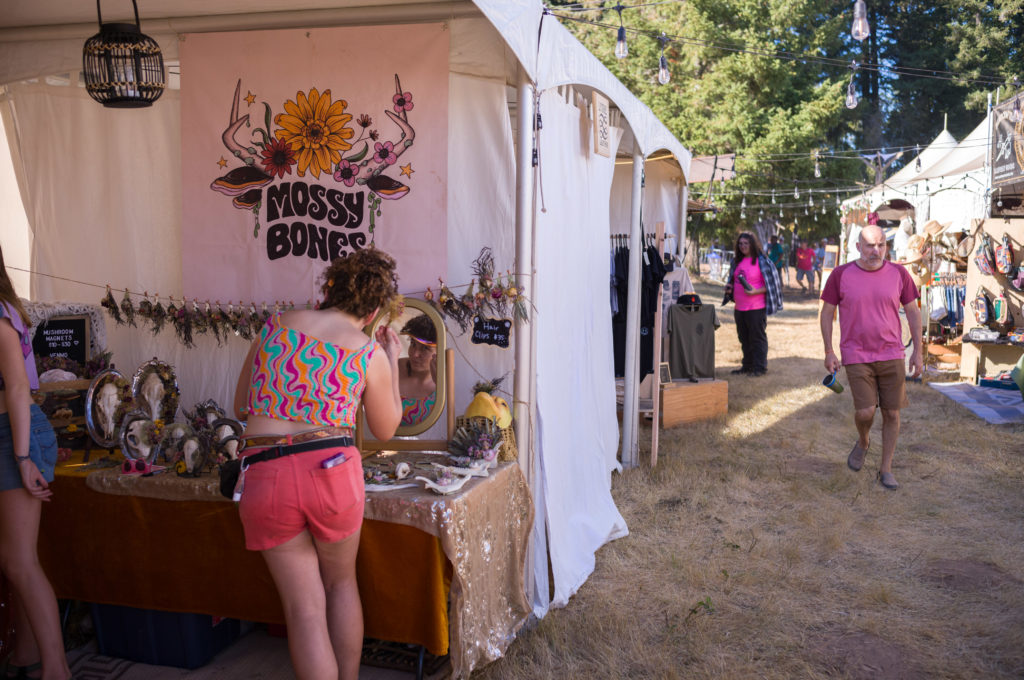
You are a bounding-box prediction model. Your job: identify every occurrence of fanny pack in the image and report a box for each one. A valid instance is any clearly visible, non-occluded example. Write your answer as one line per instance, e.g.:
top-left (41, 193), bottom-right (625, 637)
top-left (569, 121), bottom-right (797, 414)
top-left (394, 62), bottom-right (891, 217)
top-left (219, 436), bottom-right (354, 499)
top-left (974, 233), bottom-right (996, 276)
top-left (995, 233), bottom-right (1015, 275)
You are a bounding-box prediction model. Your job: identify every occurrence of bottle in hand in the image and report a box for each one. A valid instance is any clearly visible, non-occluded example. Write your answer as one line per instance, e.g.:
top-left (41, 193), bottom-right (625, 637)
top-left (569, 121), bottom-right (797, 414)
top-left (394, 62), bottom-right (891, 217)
top-left (737, 272), bottom-right (753, 293)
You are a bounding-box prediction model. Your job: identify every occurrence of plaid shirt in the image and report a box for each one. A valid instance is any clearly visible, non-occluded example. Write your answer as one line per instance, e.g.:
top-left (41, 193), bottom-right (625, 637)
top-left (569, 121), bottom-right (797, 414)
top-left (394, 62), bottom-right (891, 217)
top-left (722, 255), bottom-right (784, 316)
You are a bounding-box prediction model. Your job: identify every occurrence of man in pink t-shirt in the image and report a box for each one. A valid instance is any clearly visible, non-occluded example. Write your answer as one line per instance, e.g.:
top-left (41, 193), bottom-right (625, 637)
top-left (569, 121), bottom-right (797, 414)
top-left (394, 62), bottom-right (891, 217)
top-left (820, 225), bottom-right (922, 490)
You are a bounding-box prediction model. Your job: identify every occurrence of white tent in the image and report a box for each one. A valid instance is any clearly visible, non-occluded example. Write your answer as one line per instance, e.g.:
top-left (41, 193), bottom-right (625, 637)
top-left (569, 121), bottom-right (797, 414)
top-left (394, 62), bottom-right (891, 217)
top-left (0, 0), bottom-right (692, 669)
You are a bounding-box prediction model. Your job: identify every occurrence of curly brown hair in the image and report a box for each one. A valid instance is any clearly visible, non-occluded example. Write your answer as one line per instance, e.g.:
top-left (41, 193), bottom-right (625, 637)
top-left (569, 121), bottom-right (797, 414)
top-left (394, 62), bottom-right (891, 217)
top-left (400, 314), bottom-right (436, 343)
top-left (320, 247), bottom-right (399, 318)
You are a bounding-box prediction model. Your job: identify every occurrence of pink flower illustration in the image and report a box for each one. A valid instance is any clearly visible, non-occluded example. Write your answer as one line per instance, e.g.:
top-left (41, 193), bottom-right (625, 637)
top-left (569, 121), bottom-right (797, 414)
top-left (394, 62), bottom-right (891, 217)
top-left (393, 91), bottom-right (414, 113)
top-left (333, 159), bottom-right (358, 187)
top-left (373, 141), bottom-right (398, 165)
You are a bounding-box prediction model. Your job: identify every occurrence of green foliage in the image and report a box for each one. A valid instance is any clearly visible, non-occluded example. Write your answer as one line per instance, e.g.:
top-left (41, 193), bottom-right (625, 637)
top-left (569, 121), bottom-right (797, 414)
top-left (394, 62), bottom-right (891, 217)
top-left (552, 0), bottom-right (1023, 246)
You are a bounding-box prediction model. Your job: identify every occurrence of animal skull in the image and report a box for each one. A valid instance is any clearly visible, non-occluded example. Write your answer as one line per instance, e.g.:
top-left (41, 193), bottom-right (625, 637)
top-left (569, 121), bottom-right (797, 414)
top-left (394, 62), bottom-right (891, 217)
top-left (125, 419), bottom-right (152, 461)
top-left (141, 372), bottom-right (165, 421)
top-left (96, 382), bottom-right (120, 440)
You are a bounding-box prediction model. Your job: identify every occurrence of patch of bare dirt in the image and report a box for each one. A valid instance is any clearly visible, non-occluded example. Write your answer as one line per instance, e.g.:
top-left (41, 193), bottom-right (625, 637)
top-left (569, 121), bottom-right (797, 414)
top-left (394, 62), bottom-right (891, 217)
top-left (922, 559), bottom-right (1022, 591)
top-left (787, 457), bottom-right (837, 476)
top-left (814, 631), bottom-right (927, 680)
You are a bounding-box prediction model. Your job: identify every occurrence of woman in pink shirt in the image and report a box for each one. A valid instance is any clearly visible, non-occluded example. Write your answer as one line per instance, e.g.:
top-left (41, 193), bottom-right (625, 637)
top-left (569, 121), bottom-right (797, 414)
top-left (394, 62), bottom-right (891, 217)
top-left (723, 232), bottom-right (782, 377)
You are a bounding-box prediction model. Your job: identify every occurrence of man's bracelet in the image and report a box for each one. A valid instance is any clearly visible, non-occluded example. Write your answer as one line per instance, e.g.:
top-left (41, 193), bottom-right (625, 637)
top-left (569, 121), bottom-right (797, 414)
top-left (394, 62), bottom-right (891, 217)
top-left (14, 454), bottom-right (31, 463)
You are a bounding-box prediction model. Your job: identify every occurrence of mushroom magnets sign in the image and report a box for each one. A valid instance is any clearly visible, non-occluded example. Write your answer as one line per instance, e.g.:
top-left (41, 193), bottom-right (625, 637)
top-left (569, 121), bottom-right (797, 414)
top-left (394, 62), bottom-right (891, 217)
top-left (180, 25), bottom-right (449, 302)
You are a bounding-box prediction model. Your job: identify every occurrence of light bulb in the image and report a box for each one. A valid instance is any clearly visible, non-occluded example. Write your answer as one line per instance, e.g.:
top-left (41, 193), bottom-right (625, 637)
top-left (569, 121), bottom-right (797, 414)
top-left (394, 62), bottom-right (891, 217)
top-left (772, 190), bottom-right (776, 204)
top-left (741, 197), bottom-right (747, 209)
top-left (845, 79), bottom-right (859, 108)
top-left (809, 194), bottom-right (814, 206)
top-left (851, 0), bottom-right (870, 41)
top-left (794, 186), bottom-right (800, 199)
top-left (658, 55), bottom-right (670, 85)
top-left (741, 210), bottom-right (746, 219)
top-left (687, 214), bottom-right (692, 222)
top-left (814, 160), bottom-right (822, 178)
top-left (914, 145), bottom-right (922, 172)
top-left (615, 25), bottom-right (628, 59)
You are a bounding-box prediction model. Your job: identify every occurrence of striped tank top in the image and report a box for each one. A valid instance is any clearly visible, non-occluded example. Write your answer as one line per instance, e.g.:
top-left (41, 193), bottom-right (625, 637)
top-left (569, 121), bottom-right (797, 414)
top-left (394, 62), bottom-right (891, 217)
top-left (247, 313), bottom-right (379, 427)
top-left (400, 392), bottom-right (436, 426)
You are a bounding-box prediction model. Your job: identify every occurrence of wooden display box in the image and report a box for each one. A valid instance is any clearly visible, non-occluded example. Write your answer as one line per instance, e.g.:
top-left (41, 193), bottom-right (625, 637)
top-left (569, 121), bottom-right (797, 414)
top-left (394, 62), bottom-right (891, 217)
top-left (659, 379), bottom-right (728, 428)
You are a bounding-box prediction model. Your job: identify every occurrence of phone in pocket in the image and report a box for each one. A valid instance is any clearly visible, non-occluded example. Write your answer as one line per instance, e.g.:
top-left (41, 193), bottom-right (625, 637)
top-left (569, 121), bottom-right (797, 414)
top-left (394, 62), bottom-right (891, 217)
top-left (321, 452), bottom-right (346, 469)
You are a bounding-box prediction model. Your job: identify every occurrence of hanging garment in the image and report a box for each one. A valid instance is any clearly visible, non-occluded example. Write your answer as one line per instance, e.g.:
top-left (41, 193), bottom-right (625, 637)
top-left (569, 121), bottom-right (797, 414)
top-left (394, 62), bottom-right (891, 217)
top-left (666, 303), bottom-right (721, 381)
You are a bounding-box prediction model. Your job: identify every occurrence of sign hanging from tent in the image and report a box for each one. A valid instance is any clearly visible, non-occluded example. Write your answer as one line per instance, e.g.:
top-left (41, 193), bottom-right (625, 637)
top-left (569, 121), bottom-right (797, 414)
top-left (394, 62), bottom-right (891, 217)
top-left (180, 25), bottom-right (449, 302)
top-left (991, 92), bottom-right (1024, 188)
top-left (471, 316), bottom-right (511, 348)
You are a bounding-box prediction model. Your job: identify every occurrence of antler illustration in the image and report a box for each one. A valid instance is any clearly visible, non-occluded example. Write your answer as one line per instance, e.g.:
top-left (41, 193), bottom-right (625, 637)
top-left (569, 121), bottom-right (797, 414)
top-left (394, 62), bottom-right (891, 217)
top-left (359, 74), bottom-right (416, 182)
top-left (223, 79), bottom-right (257, 166)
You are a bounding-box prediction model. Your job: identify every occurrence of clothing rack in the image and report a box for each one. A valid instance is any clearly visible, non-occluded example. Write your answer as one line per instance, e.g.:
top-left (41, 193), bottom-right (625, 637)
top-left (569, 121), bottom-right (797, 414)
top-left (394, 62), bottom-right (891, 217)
top-left (931, 272), bottom-right (967, 286)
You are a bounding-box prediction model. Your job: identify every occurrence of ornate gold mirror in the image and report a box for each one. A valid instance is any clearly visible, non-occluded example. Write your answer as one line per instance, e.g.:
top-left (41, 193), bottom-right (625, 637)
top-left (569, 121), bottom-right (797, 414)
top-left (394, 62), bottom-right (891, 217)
top-left (357, 299), bottom-right (453, 452)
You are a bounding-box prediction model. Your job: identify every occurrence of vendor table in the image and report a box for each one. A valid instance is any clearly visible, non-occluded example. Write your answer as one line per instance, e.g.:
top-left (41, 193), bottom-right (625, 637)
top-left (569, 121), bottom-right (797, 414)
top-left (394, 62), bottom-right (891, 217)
top-left (39, 451), bottom-right (533, 678)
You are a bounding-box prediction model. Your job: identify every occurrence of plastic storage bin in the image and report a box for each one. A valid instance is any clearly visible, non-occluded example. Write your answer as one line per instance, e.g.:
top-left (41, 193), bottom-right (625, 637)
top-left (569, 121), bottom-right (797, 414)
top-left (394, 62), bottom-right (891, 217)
top-left (91, 604), bottom-right (242, 669)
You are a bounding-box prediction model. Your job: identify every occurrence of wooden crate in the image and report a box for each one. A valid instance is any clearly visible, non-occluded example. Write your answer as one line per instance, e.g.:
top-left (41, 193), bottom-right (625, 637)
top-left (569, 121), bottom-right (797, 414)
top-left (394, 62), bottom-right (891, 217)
top-left (659, 379), bottom-right (728, 428)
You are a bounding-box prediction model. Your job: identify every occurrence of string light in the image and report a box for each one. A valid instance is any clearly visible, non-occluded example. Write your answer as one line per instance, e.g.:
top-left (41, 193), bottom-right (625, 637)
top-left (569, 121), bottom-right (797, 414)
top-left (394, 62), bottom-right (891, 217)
top-left (814, 152), bottom-right (821, 178)
top-left (845, 62), bottom-right (860, 109)
top-left (771, 190), bottom-right (777, 204)
top-left (794, 185), bottom-right (800, 199)
top-left (657, 33), bottom-right (671, 85)
top-left (914, 144), bottom-right (922, 172)
top-left (614, 4), bottom-right (628, 59)
top-left (851, 0), bottom-right (871, 41)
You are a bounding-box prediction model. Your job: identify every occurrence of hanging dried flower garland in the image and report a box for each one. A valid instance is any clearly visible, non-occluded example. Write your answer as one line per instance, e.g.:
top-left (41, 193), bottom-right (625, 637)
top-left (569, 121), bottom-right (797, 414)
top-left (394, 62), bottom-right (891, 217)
top-left (100, 286), bottom-right (309, 348)
top-left (427, 248), bottom-right (529, 333)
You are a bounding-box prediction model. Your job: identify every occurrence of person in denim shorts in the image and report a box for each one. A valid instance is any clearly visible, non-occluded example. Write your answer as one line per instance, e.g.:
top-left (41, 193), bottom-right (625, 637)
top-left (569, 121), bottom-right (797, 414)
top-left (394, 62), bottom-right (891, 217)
top-left (820, 225), bottom-right (923, 490)
top-left (0, 245), bottom-right (71, 680)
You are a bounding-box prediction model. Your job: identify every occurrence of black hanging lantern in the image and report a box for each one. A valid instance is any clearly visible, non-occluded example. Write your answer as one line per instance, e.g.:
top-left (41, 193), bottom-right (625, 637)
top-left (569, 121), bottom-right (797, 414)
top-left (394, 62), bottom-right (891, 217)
top-left (83, 0), bottom-right (165, 108)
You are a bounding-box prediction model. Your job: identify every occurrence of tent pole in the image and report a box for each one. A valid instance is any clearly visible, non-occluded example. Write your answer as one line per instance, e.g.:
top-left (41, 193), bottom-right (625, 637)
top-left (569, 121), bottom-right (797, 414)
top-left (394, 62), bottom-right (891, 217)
top-left (678, 179), bottom-right (688, 259)
top-left (621, 145), bottom-right (644, 468)
top-left (513, 69), bottom-right (539, 610)
top-left (513, 71), bottom-right (535, 484)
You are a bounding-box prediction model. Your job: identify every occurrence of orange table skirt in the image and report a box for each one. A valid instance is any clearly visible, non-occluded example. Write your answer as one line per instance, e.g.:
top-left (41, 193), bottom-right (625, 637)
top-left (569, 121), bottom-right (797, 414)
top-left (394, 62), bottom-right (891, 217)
top-left (38, 456), bottom-right (451, 655)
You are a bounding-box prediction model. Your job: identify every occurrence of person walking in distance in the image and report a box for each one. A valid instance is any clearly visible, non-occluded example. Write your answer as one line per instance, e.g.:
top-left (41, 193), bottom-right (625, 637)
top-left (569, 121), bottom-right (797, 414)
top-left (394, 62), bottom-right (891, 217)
top-left (767, 235), bottom-right (787, 286)
top-left (722, 232), bottom-right (783, 377)
top-left (795, 240), bottom-right (816, 293)
top-left (820, 225), bottom-right (923, 490)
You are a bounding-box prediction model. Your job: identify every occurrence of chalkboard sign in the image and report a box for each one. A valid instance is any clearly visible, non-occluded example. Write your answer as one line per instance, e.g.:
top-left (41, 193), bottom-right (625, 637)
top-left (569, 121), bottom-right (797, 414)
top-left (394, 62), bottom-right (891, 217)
top-left (471, 316), bottom-right (512, 349)
top-left (32, 315), bottom-right (90, 365)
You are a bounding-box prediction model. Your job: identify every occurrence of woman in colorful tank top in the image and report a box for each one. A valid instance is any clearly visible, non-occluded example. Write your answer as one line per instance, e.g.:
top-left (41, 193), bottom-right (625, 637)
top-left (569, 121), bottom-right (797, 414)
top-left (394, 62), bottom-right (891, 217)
top-left (233, 248), bottom-right (403, 680)
top-left (398, 314), bottom-right (437, 426)
top-left (0, 245), bottom-right (72, 680)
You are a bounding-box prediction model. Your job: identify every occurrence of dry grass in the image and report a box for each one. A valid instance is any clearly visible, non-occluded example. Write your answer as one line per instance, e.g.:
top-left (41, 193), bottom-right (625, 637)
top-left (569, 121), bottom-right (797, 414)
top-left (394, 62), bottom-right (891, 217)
top-left (478, 280), bottom-right (1024, 680)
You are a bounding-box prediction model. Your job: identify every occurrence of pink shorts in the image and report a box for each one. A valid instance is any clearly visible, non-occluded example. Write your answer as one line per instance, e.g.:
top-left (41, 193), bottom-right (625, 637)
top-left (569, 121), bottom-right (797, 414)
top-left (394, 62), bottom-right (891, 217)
top-left (238, 444), bottom-right (364, 551)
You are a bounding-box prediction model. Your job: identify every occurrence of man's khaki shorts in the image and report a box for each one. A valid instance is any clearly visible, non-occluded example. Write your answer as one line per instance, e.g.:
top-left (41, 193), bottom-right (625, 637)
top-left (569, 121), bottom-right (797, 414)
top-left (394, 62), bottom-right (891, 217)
top-left (845, 359), bottom-right (909, 411)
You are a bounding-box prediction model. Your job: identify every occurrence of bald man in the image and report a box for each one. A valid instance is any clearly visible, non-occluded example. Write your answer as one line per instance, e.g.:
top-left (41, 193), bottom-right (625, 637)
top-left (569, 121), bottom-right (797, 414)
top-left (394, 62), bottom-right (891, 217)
top-left (819, 225), bottom-right (923, 490)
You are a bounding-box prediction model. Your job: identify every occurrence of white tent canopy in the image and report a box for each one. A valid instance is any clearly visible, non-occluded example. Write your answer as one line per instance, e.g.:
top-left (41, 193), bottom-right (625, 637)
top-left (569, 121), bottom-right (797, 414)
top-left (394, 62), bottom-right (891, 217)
top-left (0, 0), bottom-right (693, 664)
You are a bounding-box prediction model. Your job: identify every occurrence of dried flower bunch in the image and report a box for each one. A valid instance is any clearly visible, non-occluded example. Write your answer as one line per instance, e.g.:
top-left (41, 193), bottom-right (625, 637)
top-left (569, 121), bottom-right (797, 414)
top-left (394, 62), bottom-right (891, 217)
top-left (426, 248), bottom-right (529, 332)
top-left (101, 286), bottom-right (305, 348)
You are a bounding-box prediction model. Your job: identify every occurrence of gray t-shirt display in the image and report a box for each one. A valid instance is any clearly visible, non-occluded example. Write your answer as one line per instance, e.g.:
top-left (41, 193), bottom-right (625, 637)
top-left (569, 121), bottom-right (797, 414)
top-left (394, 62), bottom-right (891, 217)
top-left (666, 304), bottom-right (721, 381)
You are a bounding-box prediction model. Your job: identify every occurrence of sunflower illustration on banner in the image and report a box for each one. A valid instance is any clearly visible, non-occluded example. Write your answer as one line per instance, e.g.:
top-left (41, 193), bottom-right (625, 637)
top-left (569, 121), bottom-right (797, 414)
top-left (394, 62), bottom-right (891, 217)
top-left (211, 74), bottom-right (416, 253)
top-left (181, 25), bottom-right (448, 304)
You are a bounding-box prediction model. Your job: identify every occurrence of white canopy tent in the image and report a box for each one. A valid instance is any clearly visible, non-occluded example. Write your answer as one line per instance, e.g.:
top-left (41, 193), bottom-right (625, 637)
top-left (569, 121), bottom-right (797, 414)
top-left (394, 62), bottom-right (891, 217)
top-left (0, 0), bottom-right (692, 667)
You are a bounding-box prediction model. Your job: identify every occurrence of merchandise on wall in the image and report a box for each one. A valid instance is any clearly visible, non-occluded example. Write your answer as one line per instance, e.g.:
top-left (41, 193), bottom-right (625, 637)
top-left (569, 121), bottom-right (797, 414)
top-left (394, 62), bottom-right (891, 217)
top-left (960, 217), bottom-right (1024, 386)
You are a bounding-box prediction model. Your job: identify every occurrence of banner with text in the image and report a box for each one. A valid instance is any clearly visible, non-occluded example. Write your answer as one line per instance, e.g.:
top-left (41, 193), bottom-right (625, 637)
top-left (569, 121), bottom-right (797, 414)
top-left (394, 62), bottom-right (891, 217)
top-left (991, 92), bottom-right (1024, 188)
top-left (181, 25), bottom-right (449, 302)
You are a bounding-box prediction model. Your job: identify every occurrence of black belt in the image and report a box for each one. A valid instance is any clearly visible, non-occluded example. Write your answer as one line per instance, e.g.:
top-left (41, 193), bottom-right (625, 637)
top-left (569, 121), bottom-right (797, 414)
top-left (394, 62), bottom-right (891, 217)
top-left (242, 436), bottom-right (354, 467)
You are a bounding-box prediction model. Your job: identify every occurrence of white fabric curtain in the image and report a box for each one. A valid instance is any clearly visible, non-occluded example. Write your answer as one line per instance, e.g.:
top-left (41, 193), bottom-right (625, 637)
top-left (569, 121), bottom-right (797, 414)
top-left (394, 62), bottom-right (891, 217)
top-left (0, 79), bottom-right (249, 412)
top-left (533, 86), bottom-right (627, 613)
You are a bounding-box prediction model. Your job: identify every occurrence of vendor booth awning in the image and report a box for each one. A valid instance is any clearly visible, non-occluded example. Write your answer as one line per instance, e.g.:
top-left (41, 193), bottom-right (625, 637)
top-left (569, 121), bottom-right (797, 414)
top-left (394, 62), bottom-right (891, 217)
top-left (0, 1), bottom-right (695, 674)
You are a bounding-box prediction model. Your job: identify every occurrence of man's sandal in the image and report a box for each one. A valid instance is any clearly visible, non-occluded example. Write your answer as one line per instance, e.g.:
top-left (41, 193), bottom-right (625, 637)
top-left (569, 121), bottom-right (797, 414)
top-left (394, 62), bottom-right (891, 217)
top-left (878, 471), bottom-right (899, 490)
top-left (847, 441), bottom-right (868, 471)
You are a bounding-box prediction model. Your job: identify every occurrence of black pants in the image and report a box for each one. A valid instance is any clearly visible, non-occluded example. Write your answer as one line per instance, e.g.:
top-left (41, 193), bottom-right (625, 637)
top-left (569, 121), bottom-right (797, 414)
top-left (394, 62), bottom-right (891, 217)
top-left (734, 307), bottom-right (768, 372)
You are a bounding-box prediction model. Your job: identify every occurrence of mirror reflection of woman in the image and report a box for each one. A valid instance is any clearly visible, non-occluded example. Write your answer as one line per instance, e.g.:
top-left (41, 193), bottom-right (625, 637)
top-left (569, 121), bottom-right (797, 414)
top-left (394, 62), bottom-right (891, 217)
top-left (397, 315), bottom-right (437, 426)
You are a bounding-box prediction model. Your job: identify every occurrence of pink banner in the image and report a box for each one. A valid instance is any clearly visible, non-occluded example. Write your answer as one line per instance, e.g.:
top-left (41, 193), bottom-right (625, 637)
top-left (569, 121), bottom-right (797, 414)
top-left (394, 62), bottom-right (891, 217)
top-left (181, 25), bottom-right (449, 304)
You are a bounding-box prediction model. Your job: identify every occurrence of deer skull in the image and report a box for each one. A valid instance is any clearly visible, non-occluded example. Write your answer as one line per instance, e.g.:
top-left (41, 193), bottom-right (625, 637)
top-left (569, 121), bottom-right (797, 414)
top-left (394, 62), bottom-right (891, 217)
top-left (96, 382), bottom-right (120, 440)
top-left (141, 372), bottom-right (165, 421)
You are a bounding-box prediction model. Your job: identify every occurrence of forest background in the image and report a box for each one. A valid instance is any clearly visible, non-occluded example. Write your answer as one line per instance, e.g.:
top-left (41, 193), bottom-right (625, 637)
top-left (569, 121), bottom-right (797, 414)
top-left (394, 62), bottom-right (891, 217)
top-left (548, 0), bottom-right (1024, 253)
